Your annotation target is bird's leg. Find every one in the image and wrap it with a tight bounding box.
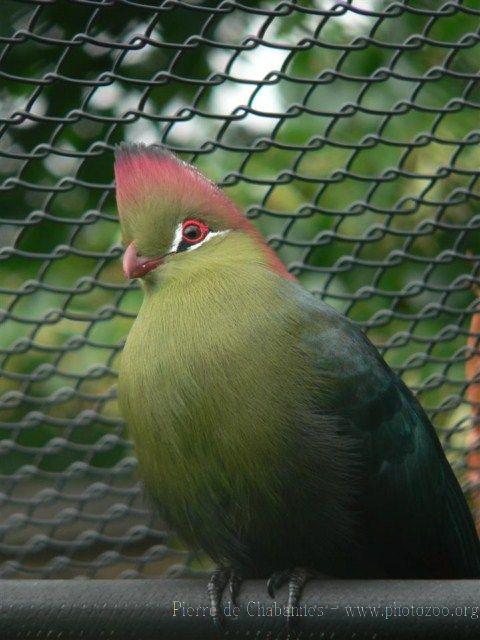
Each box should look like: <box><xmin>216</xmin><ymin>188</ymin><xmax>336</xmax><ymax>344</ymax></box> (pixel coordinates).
<box><xmin>267</xmin><ymin>566</ymin><xmax>314</xmax><ymax>627</ymax></box>
<box><xmin>207</xmin><ymin>566</ymin><xmax>243</xmax><ymax>627</ymax></box>
<box><xmin>286</xmin><ymin>567</ymin><xmax>311</xmax><ymax>625</ymax></box>
<box><xmin>207</xmin><ymin>567</ymin><xmax>229</xmax><ymax>628</ymax></box>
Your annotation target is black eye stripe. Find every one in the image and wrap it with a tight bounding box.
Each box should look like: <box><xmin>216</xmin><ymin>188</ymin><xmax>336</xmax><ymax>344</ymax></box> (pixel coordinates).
<box><xmin>177</xmin><ymin>239</ymin><xmax>193</xmax><ymax>253</ymax></box>
<box><xmin>176</xmin><ymin>235</ymin><xmax>208</xmax><ymax>253</ymax></box>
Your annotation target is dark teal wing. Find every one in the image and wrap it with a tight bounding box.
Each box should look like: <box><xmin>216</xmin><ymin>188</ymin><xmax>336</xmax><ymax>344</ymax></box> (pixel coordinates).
<box><xmin>303</xmin><ymin>294</ymin><xmax>480</xmax><ymax>578</ymax></box>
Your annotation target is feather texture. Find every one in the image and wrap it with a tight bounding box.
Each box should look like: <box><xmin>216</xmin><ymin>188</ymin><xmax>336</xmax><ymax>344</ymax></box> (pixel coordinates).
<box><xmin>119</xmin><ymin>232</ymin><xmax>357</xmax><ymax>572</ymax></box>
<box><xmin>301</xmin><ymin>297</ymin><xmax>480</xmax><ymax>577</ymax></box>
<box><xmin>119</xmin><ymin>232</ymin><xmax>480</xmax><ymax>577</ymax></box>
<box><xmin>116</xmin><ymin>145</ymin><xmax>480</xmax><ymax>578</ymax></box>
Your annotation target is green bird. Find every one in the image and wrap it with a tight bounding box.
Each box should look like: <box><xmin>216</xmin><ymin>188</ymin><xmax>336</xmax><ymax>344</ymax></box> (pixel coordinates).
<box><xmin>115</xmin><ymin>143</ymin><xmax>480</xmax><ymax>625</ymax></box>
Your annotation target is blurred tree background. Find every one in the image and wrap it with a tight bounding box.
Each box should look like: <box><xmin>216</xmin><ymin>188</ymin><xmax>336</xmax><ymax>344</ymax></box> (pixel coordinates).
<box><xmin>0</xmin><ymin>0</ymin><xmax>479</xmax><ymax>578</ymax></box>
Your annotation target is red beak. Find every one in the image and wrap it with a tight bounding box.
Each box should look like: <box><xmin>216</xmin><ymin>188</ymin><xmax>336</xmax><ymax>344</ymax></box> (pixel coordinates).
<box><xmin>122</xmin><ymin>242</ymin><xmax>164</xmax><ymax>279</ymax></box>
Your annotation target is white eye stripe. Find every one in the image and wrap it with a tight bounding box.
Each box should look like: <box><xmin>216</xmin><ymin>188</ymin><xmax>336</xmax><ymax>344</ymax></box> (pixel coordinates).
<box><xmin>170</xmin><ymin>223</ymin><xmax>184</xmax><ymax>253</ymax></box>
<box><xmin>169</xmin><ymin>223</ymin><xmax>229</xmax><ymax>254</ymax></box>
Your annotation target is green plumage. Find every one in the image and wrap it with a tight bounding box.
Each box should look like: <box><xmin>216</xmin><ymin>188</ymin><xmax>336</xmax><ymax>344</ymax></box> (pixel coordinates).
<box><xmin>119</xmin><ymin>232</ymin><xmax>352</xmax><ymax>569</ymax></box>
<box><xmin>116</xmin><ymin>144</ymin><xmax>480</xmax><ymax>579</ymax></box>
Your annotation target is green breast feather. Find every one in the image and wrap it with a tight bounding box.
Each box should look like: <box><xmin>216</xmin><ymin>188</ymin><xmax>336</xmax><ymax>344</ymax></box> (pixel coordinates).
<box><xmin>118</xmin><ymin>233</ymin><xmax>316</xmax><ymax>561</ymax></box>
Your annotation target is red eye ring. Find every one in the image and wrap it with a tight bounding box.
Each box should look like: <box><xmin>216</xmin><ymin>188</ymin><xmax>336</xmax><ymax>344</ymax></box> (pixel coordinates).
<box><xmin>181</xmin><ymin>219</ymin><xmax>209</xmax><ymax>245</ymax></box>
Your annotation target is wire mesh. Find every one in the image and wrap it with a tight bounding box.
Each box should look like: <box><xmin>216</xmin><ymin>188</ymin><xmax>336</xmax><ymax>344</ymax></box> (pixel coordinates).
<box><xmin>0</xmin><ymin>0</ymin><xmax>479</xmax><ymax>580</ymax></box>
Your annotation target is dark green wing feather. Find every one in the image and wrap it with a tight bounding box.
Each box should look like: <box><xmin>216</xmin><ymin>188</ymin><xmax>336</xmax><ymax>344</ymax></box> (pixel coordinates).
<box><xmin>302</xmin><ymin>293</ymin><xmax>480</xmax><ymax>577</ymax></box>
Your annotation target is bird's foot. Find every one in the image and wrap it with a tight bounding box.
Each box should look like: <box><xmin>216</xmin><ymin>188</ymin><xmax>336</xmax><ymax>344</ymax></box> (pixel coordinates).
<box><xmin>207</xmin><ymin>566</ymin><xmax>243</xmax><ymax>628</ymax></box>
<box><xmin>267</xmin><ymin>566</ymin><xmax>314</xmax><ymax>628</ymax></box>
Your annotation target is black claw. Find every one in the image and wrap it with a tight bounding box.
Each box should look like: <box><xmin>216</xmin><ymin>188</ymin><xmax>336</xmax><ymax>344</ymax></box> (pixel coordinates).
<box><xmin>266</xmin><ymin>574</ymin><xmax>276</xmax><ymax>599</ymax></box>
<box><xmin>229</xmin><ymin>572</ymin><xmax>242</xmax><ymax>608</ymax></box>
<box><xmin>267</xmin><ymin>570</ymin><xmax>288</xmax><ymax>599</ymax></box>
<box><xmin>267</xmin><ymin>582</ymin><xmax>274</xmax><ymax>599</ymax></box>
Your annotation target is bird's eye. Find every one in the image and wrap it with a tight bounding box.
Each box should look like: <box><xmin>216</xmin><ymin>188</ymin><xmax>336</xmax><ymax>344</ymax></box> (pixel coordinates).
<box><xmin>181</xmin><ymin>219</ymin><xmax>209</xmax><ymax>245</ymax></box>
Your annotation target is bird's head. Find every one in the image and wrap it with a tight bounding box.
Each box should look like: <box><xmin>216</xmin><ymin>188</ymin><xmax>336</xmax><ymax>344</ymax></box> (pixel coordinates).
<box><xmin>114</xmin><ymin>143</ymin><xmax>294</xmax><ymax>286</ymax></box>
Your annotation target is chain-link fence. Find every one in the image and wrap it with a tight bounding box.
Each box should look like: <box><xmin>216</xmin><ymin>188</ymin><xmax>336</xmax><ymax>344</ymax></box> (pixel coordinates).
<box><xmin>0</xmin><ymin>0</ymin><xmax>479</xmax><ymax>581</ymax></box>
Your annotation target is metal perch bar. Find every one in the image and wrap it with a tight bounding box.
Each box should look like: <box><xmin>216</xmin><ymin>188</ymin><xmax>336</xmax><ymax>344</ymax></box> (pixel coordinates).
<box><xmin>1</xmin><ymin>579</ymin><xmax>480</xmax><ymax>639</ymax></box>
